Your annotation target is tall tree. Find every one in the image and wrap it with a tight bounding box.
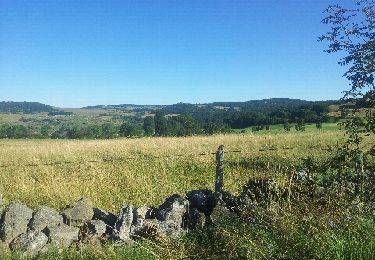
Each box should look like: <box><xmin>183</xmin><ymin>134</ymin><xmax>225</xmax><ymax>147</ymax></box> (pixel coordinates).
<box><xmin>154</xmin><ymin>111</ymin><xmax>168</xmax><ymax>136</ymax></box>
<box><xmin>320</xmin><ymin>0</ymin><xmax>375</xmax><ymax>164</ymax></box>
<box><xmin>143</xmin><ymin>116</ymin><xmax>155</xmax><ymax>136</ymax></box>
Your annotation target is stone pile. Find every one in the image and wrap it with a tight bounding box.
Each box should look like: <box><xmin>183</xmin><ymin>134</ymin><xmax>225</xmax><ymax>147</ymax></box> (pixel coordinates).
<box><xmin>0</xmin><ymin>192</ymin><xmax>214</xmax><ymax>256</ymax></box>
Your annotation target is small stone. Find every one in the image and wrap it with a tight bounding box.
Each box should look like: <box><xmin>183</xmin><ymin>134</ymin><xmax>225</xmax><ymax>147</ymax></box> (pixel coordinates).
<box><xmin>45</xmin><ymin>224</ymin><xmax>79</xmax><ymax>248</ymax></box>
<box><xmin>29</xmin><ymin>206</ymin><xmax>63</xmax><ymax>232</ymax></box>
<box><xmin>114</xmin><ymin>205</ymin><xmax>133</xmax><ymax>241</ymax></box>
<box><xmin>62</xmin><ymin>197</ymin><xmax>93</xmax><ymax>227</ymax></box>
<box><xmin>93</xmin><ymin>208</ymin><xmax>117</xmax><ymax>227</ymax></box>
<box><xmin>0</xmin><ymin>202</ymin><xmax>33</xmax><ymax>243</ymax></box>
<box><xmin>9</xmin><ymin>230</ymin><xmax>48</xmax><ymax>256</ymax></box>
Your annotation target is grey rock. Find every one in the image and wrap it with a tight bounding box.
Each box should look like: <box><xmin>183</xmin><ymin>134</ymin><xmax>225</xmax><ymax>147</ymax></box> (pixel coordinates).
<box><xmin>45</xmin><ymin>224</ymin><xmax>79</xmax><ymax>248</ymax></box>
<box><xmin>133</xmin><ymin>206</ymin><xmax>151</xmax><ymax>227</ymax></box>
<box><xmin>156</xmin><ymin>195</ymin><xmax>189</xmax><ymax>237</ymax></box>
<box><xmin>93</xmin><ymin>207</ymin><xmax>117</xmax><ymax>227</ymax></box>
<box><xmin>0</xmin><ymin>202</ymin><xmax>33</xmax><ymax>243</ymax></box>
<box><xmin>62</xmin><ymin>197</ymin><xmax>93</xmax><ymax>227</ymax></box>
<box><xmin>131</xmin><ymin>206</ymin><xmax>155</xmax><ymax>238</ymax></box>
<box><xmin>186</xmin><ymin>189</ymin><xmax>217</xmax><ymax>225</ymax></box>
<box><xmin>114</xmin><ymin>205</ymin><xmax>133</xmax><ymax>241</ymax></box>
<box><xmin>185</xmin><ymin>208</ymin><xmax>205</xmax><ymax>230</ymax></box>
<box><xmin>132</xmin><ymin>219</ymin><xmax>161</xmax><ymax>238</ymax></box>
<box><xmin>29</xmin><ymin>206</ymin><xmax>63</xmax><ymax>232</ymax></box>
<box><xmin>9</xmin><ymin>230</ymin><xmax>48</xmax><ymax>256</ymax></box>
<box><xmin>83</xmin><ymin>220</ymin><xmax>107</xmax><ymax>237</ymax></box>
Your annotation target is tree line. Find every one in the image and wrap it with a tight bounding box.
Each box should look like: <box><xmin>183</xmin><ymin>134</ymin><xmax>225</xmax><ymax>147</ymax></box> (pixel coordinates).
<box><xmin>0</xmin><ymin>99</ymin><xmax>340</xmax><ymax>139</ymax></box>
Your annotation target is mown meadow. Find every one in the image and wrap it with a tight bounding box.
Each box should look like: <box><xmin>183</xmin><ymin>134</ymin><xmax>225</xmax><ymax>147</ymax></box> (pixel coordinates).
<box><xmin>1</xmin><ymin>128</ymin><xmax>375</xmax><ymax>259</ymax></box>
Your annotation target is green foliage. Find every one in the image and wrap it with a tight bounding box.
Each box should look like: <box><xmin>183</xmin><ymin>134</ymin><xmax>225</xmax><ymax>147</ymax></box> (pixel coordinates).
<box><xmin>100</xmin><ymin>123</ymin><xmax>118</xmax><ymax>139</ymax></box>
<box><xmin>283</xmin><ymin>121</ymin><xmax>291</xmax><ymax>132</ymax></box>
<box><xmin>316</xmin><ymin>121</ymin><xmax>322</xmax><ymax>130</ymax></box>
<box><xmin>143</xmin><ymin>116</ymin><xmax>155</xmax><ymax>136</ymax></box>
<box><xmin>154</xmin><ymin>111</ymin><xmax>168</xmax><ymax>137</ymax></box>
<box><xmin>203</xmin><ymin>121</ymin><xmax>230</xmax><ymax>135</ymax></box>
<box><xmin>0</xmin><ymin>124</ymin><xmax>29</xmax><ymax>139</ymax></box>
<box><xmin>320</xmin><ymin>0</ymin><xmax>375</xmax><ymax>166</ymax></box>
<box><xmin>295</xmin><ymin>120</ymin><xmax>305</xmax><ymax>132</ymax></box>
<box><xmin>119</xmin><ymin>122</ymin><xmax>139</xmax><ymax>137</ymax></box>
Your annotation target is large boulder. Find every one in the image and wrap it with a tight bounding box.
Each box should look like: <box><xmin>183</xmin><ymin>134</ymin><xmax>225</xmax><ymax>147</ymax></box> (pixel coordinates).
<box><xmin>62</xmin><ymin>197</ymin><xmax>93</xmax><ymax>227</ymax></box>
<box><xmin>29</xmin><ymin>206</ymin><xmax>63</xmax><ymax>232</ymax></box>
<box><xmin>186</xmin><ymin>189</ymin><xmax>217</xmax><ymax>225</ymax></box>
<box><xmin>45</xmin><ymin>224</ymin><xmax>79</xmax><ymax>248</ymax></box>
<box><xmin>0</xmin><ymin>202</ymin><xmax>33</xmax><ymax>243</ymax></box>
<box><xmin>9</xmin><ymin>230</ymin><xmax>48</xmax><ymax>256</ymax></box>
<box><xmin>156</xmin><ymin>195</ymin><xmax>189</xmax><ymax>237</ymax></box>
<box><xmin>114</xmin><ymin>205</ymin><xmax>133</xmax><ymax>241</ymax></box>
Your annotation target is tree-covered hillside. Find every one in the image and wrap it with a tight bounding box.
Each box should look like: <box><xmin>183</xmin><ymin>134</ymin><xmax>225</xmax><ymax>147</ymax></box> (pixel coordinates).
<box><xmin>0</xmin><ymin>101</ymin><xmax>54</xmax><ymax>114</ymax></box>
<box><xmin>0</xmin><ymin>98</ymin><xmax>342</xmax><ymax>139</ymax></box>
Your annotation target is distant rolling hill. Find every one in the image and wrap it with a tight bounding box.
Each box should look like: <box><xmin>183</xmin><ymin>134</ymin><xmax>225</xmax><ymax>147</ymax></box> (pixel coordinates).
<box><xmin>0</xmin><ymin>98</ymin><xmax>340</xmax><ymax>114</ymax></box>
<box><xmin>82</xmin><ymin>98</ymin><xmax>339</xmax><ymax>112</ymax></box>
<box><xmin>0</xmin><ymin>101</ymin><xmax>55</xmax><ymax>114</ymax></box>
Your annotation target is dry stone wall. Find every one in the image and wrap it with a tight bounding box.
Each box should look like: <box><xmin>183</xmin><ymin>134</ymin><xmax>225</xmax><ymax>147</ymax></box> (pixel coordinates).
<box><xmin>0</xmin><ymin>191</ymin><xmax>216</xmax><ymax>256</ymax></box>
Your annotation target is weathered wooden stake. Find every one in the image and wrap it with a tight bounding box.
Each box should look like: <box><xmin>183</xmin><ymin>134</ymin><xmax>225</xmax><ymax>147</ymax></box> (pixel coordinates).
<box><xmin>215</xmin><ymin>145</ymin><xmax>225</xmax><ymax>199</ymax></box>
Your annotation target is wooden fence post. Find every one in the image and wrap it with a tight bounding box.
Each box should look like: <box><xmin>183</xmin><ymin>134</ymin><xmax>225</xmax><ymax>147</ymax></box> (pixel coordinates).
<box><xmin>215</xmin><ymin>145</ymin><xmax>225</xmax><ymax>200</ymax></box>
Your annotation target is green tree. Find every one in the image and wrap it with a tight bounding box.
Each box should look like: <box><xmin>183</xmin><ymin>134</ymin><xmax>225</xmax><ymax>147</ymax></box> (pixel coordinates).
<box><xmin>167</xmin><ymin>118</ymin><xmax>186</xmax><ymax>137</ymax></box>
<box><xmin>67</xmin><ymin>125</ymin><xmax>81</xmax><ymax>139</ymax></box>
<box><xmin>101</xmin><ymin>123</ymin><xmax>117</xmax><ymax>139</ymax></box>
<box><xmin>120</xmin><ymin>122</ymin><xmax>137</xmax><ymax>137</ymax></box>
<box><xmin>320</xmin><ymin>0</ymin><xmax>375</xmax><ymax>158</ymax></box>
<box><xmin>0</xmin><ymin>124</ymin><xmax>9</xmax><ymax>138</ymax></box>
<box><xmin>143</xmin><ymin>116</ymin><xmax>155</xmax><ymax>136</ymax></box>
<box><xmin>316</xmin><ymin>121</ymin><xmax>322</xmax><ymax>130</ymax></box>
<box><xmin>154</xmin><ymin>111</ymin><xmax>168</xmax><ymax>136</ymax></box>
<box><xmin>40</xmin><ymin>125</ymin><xmax>51</xmax><ymax>138</ymax></box>
<box><xmin>295</xmin><ymin>120</ymin><xmax>305</xmax><ymax>132</ymax></box>
<box><xmin>283</xmin><ymin>121</ymin><xmax>291</xmax><ymax>132</ymax></box>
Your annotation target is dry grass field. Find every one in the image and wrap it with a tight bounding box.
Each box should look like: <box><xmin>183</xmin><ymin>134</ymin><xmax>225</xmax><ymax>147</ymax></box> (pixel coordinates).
<box><xmin>2</xmin><ymin>131</ymin><xmax>375</xmax><ymax>259</ymax></box>
<box><xmin>0</xmin><ymin>132</ymin><xmax>344</xmax><ymax>212</ymax></box>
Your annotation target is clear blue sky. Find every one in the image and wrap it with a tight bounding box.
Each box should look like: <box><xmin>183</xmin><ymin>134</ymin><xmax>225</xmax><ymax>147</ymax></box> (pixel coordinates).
<box><xmin>0</xmin><ymin>0</ymin><xmax>355</xmax><ymax>108</ymax></box>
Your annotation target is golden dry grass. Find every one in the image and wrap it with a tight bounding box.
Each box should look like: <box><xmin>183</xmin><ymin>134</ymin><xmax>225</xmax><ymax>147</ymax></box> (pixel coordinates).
<box><xmin>0</xmin><ymin>132</ymin><xmax>344</xmax><ymax>212</ymax></box>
